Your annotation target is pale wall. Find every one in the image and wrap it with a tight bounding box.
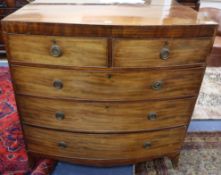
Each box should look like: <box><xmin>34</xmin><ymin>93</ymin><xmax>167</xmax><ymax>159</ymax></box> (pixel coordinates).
<box><xmin>200</xmin><ymin>0</ymin><xmax>221</xmax><ymax>9</ymax></box>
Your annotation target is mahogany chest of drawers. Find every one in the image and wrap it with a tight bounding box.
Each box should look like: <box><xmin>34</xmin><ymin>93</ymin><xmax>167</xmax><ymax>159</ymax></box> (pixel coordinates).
<box><xmin>2</xmin><ymin>0</ymin><xmax>217</xmax><ymax>167</ymax></box>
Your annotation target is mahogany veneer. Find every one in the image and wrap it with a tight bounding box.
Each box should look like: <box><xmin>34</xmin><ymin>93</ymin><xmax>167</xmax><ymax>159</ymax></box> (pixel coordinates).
<box><xmin>2</xmin><ymin>0</ymin><xmax>217</xmax><ymax>167</ymax></box>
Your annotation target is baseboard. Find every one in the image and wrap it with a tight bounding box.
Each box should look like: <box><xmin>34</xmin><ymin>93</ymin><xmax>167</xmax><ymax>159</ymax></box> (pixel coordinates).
<box><xmin>188</xmin><ymin>120</ymin><xmax>221</xmax><ymax>132</ymax></box>
<box><xmin>0</xmin><ymin>60</ymin><xmax>8</xmax><ymax>67</ymax></box>
<box><xmin>51</xmin><ymin>162</ymin><xmax>134</xmax><ymax>175</ymax></box>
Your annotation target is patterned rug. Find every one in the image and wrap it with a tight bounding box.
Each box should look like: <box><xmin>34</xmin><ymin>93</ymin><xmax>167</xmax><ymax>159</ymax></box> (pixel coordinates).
<box><xmin>192</xmin><ymin>67</ymin><xmax>221</xmax><ymax>120</ymax></box>
<box><xmin>135</xmin><ymin>132</ymin><xmax>221</xmax><ymax>175</ymax></box>
<box><xmin>0</xmin><ymin>67</ymin><xmax>56</xmax><ymax>175</ymax></box>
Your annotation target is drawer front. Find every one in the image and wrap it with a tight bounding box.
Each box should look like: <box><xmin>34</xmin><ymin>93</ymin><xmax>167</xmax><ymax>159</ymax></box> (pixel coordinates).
<box><xmin>18</xmin><ymin>96</ymin><xmax>195</xmax><ymax>133</ymax></box>
<box><xmin>23</xmin><ymin>125</ymin><xmax>185</xmax><ymax>160</ymax></box>
<box><xmin>113</xmin><ymin>38</ymin><xmax>212</xmax><ymax>67</ymax></box>
<box><xmin>8</xmin><ymin>34</ymin><xmax>108</xmax><ymax>67</ymax></box>
<box><xmin>11</xmin><ymin>65</ymin><xmax>204</xmax><ymax>101</ymax></box>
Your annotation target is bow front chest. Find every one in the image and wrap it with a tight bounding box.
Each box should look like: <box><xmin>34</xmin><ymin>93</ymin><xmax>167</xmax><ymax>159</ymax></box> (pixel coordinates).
<box><xmin>2</xmin><ymin>0</ymin><xmax>217</xmax><ymax>167</ymax></box>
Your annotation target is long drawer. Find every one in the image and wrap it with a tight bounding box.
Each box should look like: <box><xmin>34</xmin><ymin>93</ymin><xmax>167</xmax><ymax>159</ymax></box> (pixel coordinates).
<box><xmin>24</xmin><ymin>125</ymin><xmax>185</xmax><ymax>162</ymax></box>
<box><xmin>18</xmin><ymin>95</ymin><xmax>195</xmax><ymax>133</ymax></box>
<box><xmin>7</xmin><ymin>34</ymin><xmax>108</xmax><ymax>67</ymax></box>
<box><xmin>113</xmin><ymin>38</ymin><xmax>212</xmax><ymax>67</ymax></box>
<box><xmin>11</xmin><ymin>65</ymin><xmax>204</xmax><ymax>101</ymax></box>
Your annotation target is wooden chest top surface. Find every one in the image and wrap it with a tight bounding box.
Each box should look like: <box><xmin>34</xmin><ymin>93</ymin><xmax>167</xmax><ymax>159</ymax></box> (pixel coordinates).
<box><xmin>2</xmin><ymin>2</ymin><xmax>216</xmax><ymax>26</ymax></box>
<box><xmin>2</xmin><ymin>0</ymin><xmax>217</xmax><ymax>38</ymax></box>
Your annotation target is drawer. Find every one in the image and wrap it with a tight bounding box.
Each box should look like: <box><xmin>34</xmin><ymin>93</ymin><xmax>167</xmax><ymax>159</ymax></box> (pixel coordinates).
<box><xmin>7</xmin><ymin>34</ymin><xmax>108</xmax><ymax>67</ymax></box>
<box><xmin>23</xmin><ymin>125</ymin><xmax>185</xmax><ymax>163</ymax></box>
<box><xmin>11</xmin><ymin>65</ymin><xmax>204</xmax><ymax>101</ymax></box>
<box><xmin>18</xmin><ymin>95</ymin><xmax>195</xmax><ymax>133</ymax></box>
<box><xmin>113</xmin><ymin>38</ymin><xmax>212</xmax><ymax>67</ymax></box>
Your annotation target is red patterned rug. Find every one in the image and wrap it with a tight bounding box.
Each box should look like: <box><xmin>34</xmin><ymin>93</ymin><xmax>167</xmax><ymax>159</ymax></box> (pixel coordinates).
<box><xmin>0</xmin><ymin>67</ymin><xmax>56</xmax><ymax>175</ymax></box>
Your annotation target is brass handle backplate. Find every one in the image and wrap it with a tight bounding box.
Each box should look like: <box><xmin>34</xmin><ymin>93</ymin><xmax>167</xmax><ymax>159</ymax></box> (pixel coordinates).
<box><xmin>143</xmin><ymin>142</ymin><xmax>152</xmax><ymax>149</ymax></box>
<box><xmin>148</xmin><ymin>112</ymin><xmax>157</xmax><ymax>121</ymax></box>
<box><xmin>160</xmin><ymin>42</ymin><xmax>170</xmax><ymax>60</ymax></box>
<box><xmin>53</xmin><ymin>80</ymin><xmax>63</xmax><ymax>89</ymax></box>
<box><xmin>55</xmin><ymin>112</ymin><xmax>65</xmax><ymax>120</ymax></box>
<box><xmin>151</xmin><ymin>81</ymin><xmax>163</xmax><ymax>90</ymax></box>
<box><xmin>58</xmin><ymin>141</ymin><xmax>67</xmax><ymax>149</ymax></box>
<box><xmin>50</xmin><ymin>42</ymin><xmax>62</xmax><ymax>57</ymax></box>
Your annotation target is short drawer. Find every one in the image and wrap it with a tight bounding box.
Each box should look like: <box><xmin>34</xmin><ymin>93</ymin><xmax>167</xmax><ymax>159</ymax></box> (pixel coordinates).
<box><xmin>24</xmin><ymin>125</ymin><xmax>185</xmax><ymax>163</ymax></box>
<box><xmin>11</xmin><ymin>65</ymin><xmax>204</xmax><ymax>101</ymax></box>
<box><xmin>18</xmin><ymin>96</ymin><xmax>195</xmax><ymax>133</ymax></box>
<box><xmin>7</xmin><ymin>34</ymin><xmax>108</xmax><ymax>67</ymax></box>
<box><xmin>113</xmin><ymin>38</ymin><xmax>212</xmax><ymax>67</ymax></box>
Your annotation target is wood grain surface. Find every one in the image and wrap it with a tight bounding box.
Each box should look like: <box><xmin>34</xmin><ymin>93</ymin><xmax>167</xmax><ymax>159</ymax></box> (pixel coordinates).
<box><xmin>2</xmin><ymin>22</ymin><xmax>217</xmax><ymax>38</ymax></box>
<box><xmin>1</xmin><ymin>3</ymin><xmax>217</xmax><ymax>38</ymax></box>
<box><xmin>8</xmin><ymin>34</ymin><xmax>108</xmax><ymax>67</ymax></box>
<box><xmin>31</xmin><ymin>0</ymin><xmax>178</xmax><ymax>5</ymax></box>
<box><xmin>17</xmin><ymin>95</ymin><xmax>196</xmax><ymax>133</ymax></box>
<box><xmin>11</xmin><ymin>65</ymin><xmax>205</xmax><ymax>101</ymax></box>
<box><xmin>113</xmin><ymin>38</ymin><xmax>212</xmax><ymax>67</ymax></box>
<box><xmin>2</xmin><ymin>4</ymin><xmax>216</xmax><ymax>26</ymax></box>
<box><xmin>23</xmin><ymin>125</ymin><xmax>185</xmax><ymax>165</ymax></box>
<box><xmin>27</xmin><ymin>150</ymin><xmax>181</xmax><ymax>167</ymax></box>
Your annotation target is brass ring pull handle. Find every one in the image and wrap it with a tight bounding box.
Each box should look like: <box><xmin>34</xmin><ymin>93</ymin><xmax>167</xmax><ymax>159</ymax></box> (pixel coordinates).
<box><xmin>55</xmin><ymin>112</ymin><xmax>65</xmax><ymax>120</ymax></box>
<box><xmin>151</xmin><ymin>81</ymin><xmax>163</xmax><ymax>90</ymax></box>
<box><xmin>148</xmin><ymin>112</ymin><xmax>157</xmax><ymax>121</ymax></box>
<box><xmin>160</xmin><ymin>45</ymin><xmax>170</xmax><ymax>60</ymax></box>
<box><xmin>143</xmin><ymin>142</ymin><xmax>152</xmax><ymax>149</ymax></box>
<box><xmin>58</xmin><ymin>141</ymin><xmax>67</xmax><ymax>149</ymax></box>
<box><xmin>50</xmin><ymin>43</ymin><xmax>62</xmax><ymax>57</ymax></box>
<box><xmin>53</xmin><ymin>80</ymin><xmax>63</xmax><ymax>89</ymax></box>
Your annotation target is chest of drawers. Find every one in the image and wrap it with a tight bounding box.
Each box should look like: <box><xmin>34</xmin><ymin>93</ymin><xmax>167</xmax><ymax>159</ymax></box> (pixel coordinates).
<box><xmin>2</xmin><ymin>1</ymin><xmax>217</xmax><ymax>167</ymax></box>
